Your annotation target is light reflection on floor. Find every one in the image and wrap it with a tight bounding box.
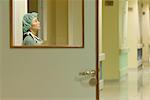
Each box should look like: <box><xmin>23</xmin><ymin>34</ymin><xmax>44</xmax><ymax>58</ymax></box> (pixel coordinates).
<box><xmin>100</xmin><ymin>67</ymin><xmax>150</xmax><ymax>100</ymax></box>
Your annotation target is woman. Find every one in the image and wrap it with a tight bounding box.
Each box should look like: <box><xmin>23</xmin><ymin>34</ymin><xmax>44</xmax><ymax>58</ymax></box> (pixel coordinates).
<box><xmin>22</xmin><ymin>12</ymin><xmax>43</xmax><ymax>46</ymax></box>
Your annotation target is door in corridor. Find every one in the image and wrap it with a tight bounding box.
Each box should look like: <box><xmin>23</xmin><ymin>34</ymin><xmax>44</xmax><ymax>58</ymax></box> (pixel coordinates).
<box><xmin>0</xmin><ymin>0</ymin><xmax>99</xmax><ymax>100</ymax></box>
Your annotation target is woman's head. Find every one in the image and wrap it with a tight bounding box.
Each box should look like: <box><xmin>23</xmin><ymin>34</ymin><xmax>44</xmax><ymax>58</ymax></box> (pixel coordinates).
<box><xmin>22</xmin><ymin>12</ymin><xmax>40</xmax><ymax>33</ymax></box>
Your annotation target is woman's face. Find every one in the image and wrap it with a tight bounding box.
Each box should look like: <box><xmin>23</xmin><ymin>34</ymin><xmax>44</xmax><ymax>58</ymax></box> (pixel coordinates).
<box><xmin>30</xmin><ymin>17</ymin><xmax>40</xmax><ymax>31</ymax></box>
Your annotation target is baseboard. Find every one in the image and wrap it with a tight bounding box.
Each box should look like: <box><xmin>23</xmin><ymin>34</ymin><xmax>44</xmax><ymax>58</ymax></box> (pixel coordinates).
<box><xmin>99</xmin><ymin>53</ymin><xmax>105</xmax><ymax>61</ymax></box>
<box><xmin>128</xmin><ymin>66</ymin><xmax>139</xmax><ymax>70</ymax></box>
<box><xmin>119</xmin><ymin>47</ymin><xmax>130</xmax><ymax>53</ymax></box>
<box><xmin>120</xmin><ymin>67</ymin><xmax>128</xmax><ymax>81</ymax></box>
<box><xmin>99</xmin><ymin>79</ymin><xmax>104</xmax><ymax>90</ymax></box>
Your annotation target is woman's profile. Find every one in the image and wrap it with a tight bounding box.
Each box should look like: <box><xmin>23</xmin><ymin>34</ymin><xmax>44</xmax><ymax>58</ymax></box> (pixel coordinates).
<box><xmin>22</xmin><ymin>12</ymin><xmax>43</xmax><ymax>46</ymax></box>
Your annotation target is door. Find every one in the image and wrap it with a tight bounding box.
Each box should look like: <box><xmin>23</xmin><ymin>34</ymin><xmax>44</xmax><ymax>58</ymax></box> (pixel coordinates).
<box><xmin>0</xmin><ymin>0</ymin><xmax>98</xmax><ymax>100</ymax></box>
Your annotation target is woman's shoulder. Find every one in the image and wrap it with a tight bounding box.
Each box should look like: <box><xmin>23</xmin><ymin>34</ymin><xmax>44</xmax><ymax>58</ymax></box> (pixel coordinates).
<box><xmin>23</xmin><ymin>35</ymin><xmax>36</xmax><ymax>45</ymax></box>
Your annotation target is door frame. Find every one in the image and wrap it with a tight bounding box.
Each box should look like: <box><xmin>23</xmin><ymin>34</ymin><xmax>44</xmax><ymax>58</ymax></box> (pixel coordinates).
<box><xmin>96</xmin><ymin>0</ymin><xmax>99</xmax><ymax>100</ymax></box>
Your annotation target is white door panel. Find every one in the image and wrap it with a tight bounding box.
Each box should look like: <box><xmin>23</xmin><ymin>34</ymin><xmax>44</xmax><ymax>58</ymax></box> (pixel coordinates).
<box><xmin>0</xmin><ymin>0</ymin><xmax>97</xmax><ymax>100</ymax></box>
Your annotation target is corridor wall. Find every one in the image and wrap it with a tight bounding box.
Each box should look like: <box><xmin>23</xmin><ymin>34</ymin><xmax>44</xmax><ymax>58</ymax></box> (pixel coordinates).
<box><xmin>13</xmin><ymin>0</ymin><xmax>27</xmax><ymax>46</ymax></box>
<box><xmin>119</xmin><ymin>0</ymin><xmax>128</xmax><ymax>79</ymax></box>
<box><xmin>102</xmin><ymin>0</ymin><xmax>120</xmax><ymax>80</ymax></box>
<box><xmin>99</xmin><ymin>0</ymin><xmax>102</xmax><ymax>53</ymax></box>
<box><xmin>99</xmin><ymin>0</ymin><xmax>105</xmax><ymax>89</ymax></box>
<box><xmin>102</xmin><ymin>0</ymin><xmax>128</xmax><ymax>80</ymax></box>
<box><xmin>141</xmin><ymin>2</ymin><xmax>150</xmax><ymax>64</ymax></box>
<box><xmin>127</xmin><ymin>0</ymin><xmax>140</xmax><ymax>69</ymax></box>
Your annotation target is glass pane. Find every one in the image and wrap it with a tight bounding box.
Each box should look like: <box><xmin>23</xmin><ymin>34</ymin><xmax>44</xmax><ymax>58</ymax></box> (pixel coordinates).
<box><xmin>10</xmin><ymin>0</ymin><xmax>84</xmax><ymax>48</ymax></box>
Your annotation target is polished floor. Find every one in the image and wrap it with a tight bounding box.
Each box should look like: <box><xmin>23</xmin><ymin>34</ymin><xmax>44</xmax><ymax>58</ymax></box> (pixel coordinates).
<box><xmin>100</xmin><ymin>66</ymin><xmax>150</xmax><ymax>100</ymax></box>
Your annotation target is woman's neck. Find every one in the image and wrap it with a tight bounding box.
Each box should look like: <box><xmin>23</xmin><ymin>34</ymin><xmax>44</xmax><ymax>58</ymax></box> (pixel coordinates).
<box><xmin>30</xmin><ymin>29</ymin><xmax>38</xmax><ymax>36</ymax></box>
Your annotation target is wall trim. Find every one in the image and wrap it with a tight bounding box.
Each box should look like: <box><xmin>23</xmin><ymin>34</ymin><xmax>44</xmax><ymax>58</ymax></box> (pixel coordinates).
<box><xmin>120</xmin><ymin>67</ymin><xmax>128</xmax><ymax>81</ymax></box>
<box><xmin>119</xmin><ymin>47</ymin><xmax>130</xmax><ymax>53</ymax></box>
<box><xmin>137</xmin><ymin>43</ymin><xmax>144</xmax><ymax>49</ymax></box>
<box><xmin>99</xmin><ymin>80</ymin><xmax>104</xmax><ymax>90</ymax></box>
<box><xmin>99</xmin><ymin>53</ymin><xmax>105</xmax><ymax>61</ymax></box>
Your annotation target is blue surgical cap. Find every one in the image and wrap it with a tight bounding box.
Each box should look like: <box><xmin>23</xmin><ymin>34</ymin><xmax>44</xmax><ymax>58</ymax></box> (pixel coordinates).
<box><xmin>22</xmin><ymin>12</ymin><xmax>38</xmax><ymax>33</ymax></box>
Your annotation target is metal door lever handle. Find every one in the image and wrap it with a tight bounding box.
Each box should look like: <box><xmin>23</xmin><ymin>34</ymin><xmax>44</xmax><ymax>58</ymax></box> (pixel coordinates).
<box><xmin>79</xmin><ymin>70</ymin><xmax>96</xmax><ymax>76</ymax></box>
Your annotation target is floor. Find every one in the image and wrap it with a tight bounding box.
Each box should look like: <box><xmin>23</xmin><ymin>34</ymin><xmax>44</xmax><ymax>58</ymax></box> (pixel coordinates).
<box><xmin>100</xmin><ymin>66</ymin><xmax>150</xmax><ymax>100</ymax></box>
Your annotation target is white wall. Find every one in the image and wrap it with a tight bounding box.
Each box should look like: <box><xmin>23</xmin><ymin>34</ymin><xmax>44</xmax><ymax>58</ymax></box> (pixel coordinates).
<box><xmin>138</xmin><ymin>1</ymin><xmax>143</xmax><ymax>44</ymax></box>
<box><xmin>68</xmin><ymin>0</ymin><xmax>82</xmax><ymax>46</ymax></box>
<box><xmin>55</xmin><ymin>0</ymin><xmax>68</xmax><ymax>45</ymax></box>
<box><xmin>13</xmin><ymin>0</ymin><xmax>27</xmax><ymax>46</ymax></box>
<box><xmin>102</xmin><ymin>0</ymin><xmax>120</xmax><ymax>80</ymax></box>
<box><xmin>42</xmin><ymin>0</ymin><xmax>48</xmax><ymax>41</ymax></box>
<box><xmin>99</xmin><ymin>0</ymin><xmax>102</xmax><ymax>53</ymax></box>
<box><xmin>119</xmin><ymin>0</ymin><xmax>128</xmax><ymax>49</ymax></box>
<box><xmin>141</xmin><ymin>3</ymin><xmax>150</xmax><ymax>63</ymax></box>
<box><xmin>127</xmin><ymin>0</ymin><xmax>139</xmax><ymax>68</ymax></box>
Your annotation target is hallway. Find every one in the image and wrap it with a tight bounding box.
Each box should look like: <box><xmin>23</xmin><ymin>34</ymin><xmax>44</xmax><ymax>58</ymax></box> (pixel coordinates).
<box><xmin>99</xmin><ymin>0</ymin><xmax>150</xmax><ymax>99</ymax></box>
<box><xmin>101</xmin><ymin>66</ymin><xmax>150</xmax><ymax>100</ymax></box>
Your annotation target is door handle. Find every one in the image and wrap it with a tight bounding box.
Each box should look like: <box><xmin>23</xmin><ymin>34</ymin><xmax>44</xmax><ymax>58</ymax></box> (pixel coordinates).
<box><xmin>79</xmin><ymin>69</ymin><xmax>96</xmax><ymax>77</ymax></box>
<box><xmin>78</xmin><ymin>69</ymin><xmax>97</xmax><ymax>87</ymax></box>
